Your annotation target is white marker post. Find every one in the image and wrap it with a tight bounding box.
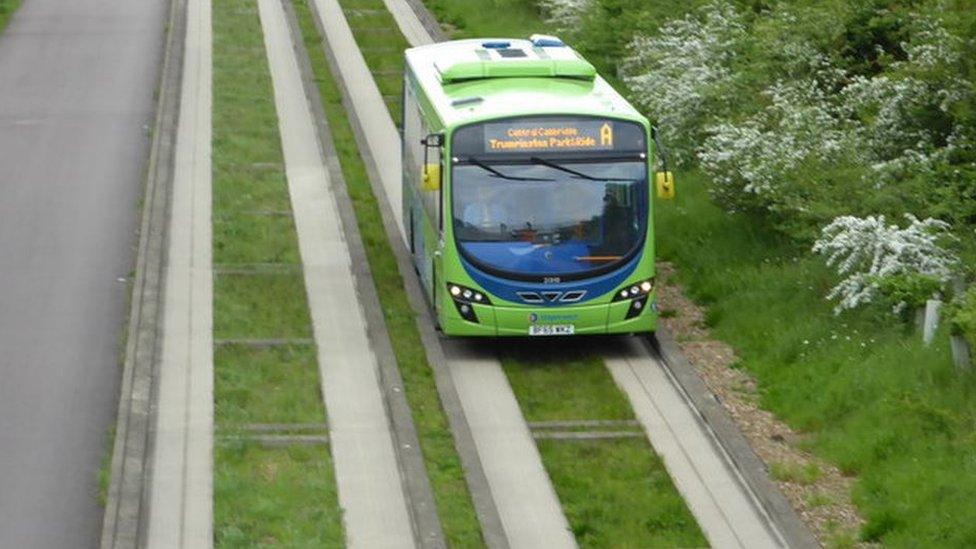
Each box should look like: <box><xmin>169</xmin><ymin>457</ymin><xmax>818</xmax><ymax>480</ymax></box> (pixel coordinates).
<box><xmin>923</xmin><ymin>299</ymin><xmax>942</xmax><ymax>346</ymax></box>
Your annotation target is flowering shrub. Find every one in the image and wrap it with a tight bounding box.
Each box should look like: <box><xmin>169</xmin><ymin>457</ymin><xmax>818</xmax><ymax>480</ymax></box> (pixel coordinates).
<box><xmin>543</xmin><ymin>0</ymin><xmax>976</xmax><ymax>309</ymax></box>
<box><xmin>620</xmin><ymin>1</ymin><xmax>745</xmax><ymax>164</ymax></box>
<box><xmin>537</xmin><ymin>0</ymin><xmax>590</xmax><ymax>32</ymax></box>
<box><xmin>699</xmin><ymin>72</ymin><xmax>859</xmax><ymax>214</ymax></box>
<box><xmin>812</xmin><ymin>214</ymin><xmax>958</xmax><ymax>313</ymax></box>
<box><xmin>842</xmin><ymin>18</ymin><xmax>971</xmax><ymax>182</ymax></box>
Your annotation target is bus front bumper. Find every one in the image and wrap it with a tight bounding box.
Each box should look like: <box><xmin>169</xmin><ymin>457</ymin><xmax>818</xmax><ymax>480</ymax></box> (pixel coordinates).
<box><xmin>441</xmin><ymin>296</ymin><xmax>656</xmax><ymax>337</ymax></box>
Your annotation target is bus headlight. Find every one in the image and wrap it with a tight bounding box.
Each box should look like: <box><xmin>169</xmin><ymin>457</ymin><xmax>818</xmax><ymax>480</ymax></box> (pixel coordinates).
<box><xmin>446</xmin><ymin>283</ymin><xmax>491</xmax><ymax>305</ymax></box>
<box><xmin>612</xmin><ymin>278</ymin><xmax>654</xmax><ymax>319</ymax></box>
<box><xmin>612</xmin><ymin>278</ymin><xmax>655</xmax><ymax>302</ymax></box>
<box><xmin>447</xmin><ymin>282</ymin><xmax>491</xmax><ymax>323</ymax></box>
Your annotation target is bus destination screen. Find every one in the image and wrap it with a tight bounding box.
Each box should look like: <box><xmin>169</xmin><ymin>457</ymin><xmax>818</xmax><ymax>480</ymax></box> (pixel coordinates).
<box><xmin>459</xmin><ymin>117</ymin><xmax>645</xmax><ymax>156</ymax></box>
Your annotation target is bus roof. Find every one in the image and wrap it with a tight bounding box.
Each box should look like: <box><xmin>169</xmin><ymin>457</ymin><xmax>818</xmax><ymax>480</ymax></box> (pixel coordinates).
<box><xmin>404</xmin><ymin>38</ymin><xmax>645</xmax><ymax>129</ymax></box>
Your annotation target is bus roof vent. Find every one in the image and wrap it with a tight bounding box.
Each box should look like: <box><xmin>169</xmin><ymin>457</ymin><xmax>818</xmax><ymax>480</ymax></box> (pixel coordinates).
<box><xmin>530</xmin><ymin>34</ymin><xmax>565</xmax><ymax>48</ymax></box>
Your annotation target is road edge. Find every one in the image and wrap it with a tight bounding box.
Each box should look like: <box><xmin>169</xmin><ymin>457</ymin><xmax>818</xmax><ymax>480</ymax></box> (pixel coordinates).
<box><xmin>99</xmin><ymin>0</ymin><xmax>186</xmax><ymax>546</ymax></box>
<box><xmin>648</xmin><ymin>329</ymin><xmax>821</xmax><ymax>549</ymax></box>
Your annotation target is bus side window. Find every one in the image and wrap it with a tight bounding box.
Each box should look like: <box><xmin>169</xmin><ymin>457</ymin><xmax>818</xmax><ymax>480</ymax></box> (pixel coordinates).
<box><xmin>403</xmin><ymin>78</ymin><xmax>423</xmax><ymax>192</ymax></box>
<box><xmin>404</xmin><ymin>75</ymin><xmax>442</xmax><ymax>235</ymax></box>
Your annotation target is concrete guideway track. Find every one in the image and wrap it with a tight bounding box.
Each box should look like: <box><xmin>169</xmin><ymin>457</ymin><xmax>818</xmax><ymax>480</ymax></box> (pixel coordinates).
<box><xmin>258</xmin><ymin>0</ymin><xmax>416</xmax><ymax>545</ymax></box>
<box><xmin>606</xmin><ymin>338</ymin><xmax>784</xmax><ymax>548</ymax></box>
<box><xmin>145</xmin><ymin>0</ymin><xmax>214</xmax><ymax>544</ymax></box>
<box><xmin>0</xmin><ymin>0</ymin><xmax>166</xmax><ymax>546</ymax></box>
<box><xmin>311</xmin><ymin>0</ymin><xmax>575</xmax><ymax>546</ymax></box>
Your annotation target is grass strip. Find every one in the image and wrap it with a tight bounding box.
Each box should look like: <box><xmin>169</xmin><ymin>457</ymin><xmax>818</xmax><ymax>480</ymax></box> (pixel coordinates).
<box><xmin>421</xmin><ymin>0</ymin><xmax>542</xmax><ymax>39</ymax></box>
<box><xmin>212</xmin><ymin>0</ymin><xmax>342</xmax><ymax>544</ymax></box>
<box><xmin>215</xmin><ymin>344</ymin><xmax>324</xmax><ymax>425</ymax></box>
<box><xmin>539</xmin><ymin>439</ymin><xmax>705</xmax><ymax>547</ymax></box>
<box><xmin>214</xmin><ymin>444</ymin><xmax>343</xmax><ymax>547</ymax></box>
<box><xmin>501</xmin><ymin>344</ymin><xmax>707</xmax><ymax>547</ymax></box>
<box><xmin>0</xmin><ymin>0</ymin><xmax>21</xmax><ymax>36</ymax></box>
<box><xmin>293</xmin><ymin>1</ymin><xmax>484</xmax><ymax>545</ymax></box>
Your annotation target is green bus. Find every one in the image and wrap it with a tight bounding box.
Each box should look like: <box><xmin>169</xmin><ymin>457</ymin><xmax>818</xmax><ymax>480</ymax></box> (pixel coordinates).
<box><xmin>402</xmin><ymin>35</ymin><xmax>674</xmax><ymax>337</ymax></box>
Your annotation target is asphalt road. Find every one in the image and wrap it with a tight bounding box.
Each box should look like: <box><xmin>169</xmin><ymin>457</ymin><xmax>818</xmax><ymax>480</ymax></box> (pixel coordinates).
<box><xmin>0</xmin><ymin>0</ymin><xmax>165</xmax><ymax>546</ymax></box>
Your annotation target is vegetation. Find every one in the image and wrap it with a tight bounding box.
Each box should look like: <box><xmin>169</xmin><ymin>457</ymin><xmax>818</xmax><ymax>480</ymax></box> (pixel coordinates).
<box><xmin>294</xmin><ymin>0</ymin><xmax>484</xmax><ymax>544</ymax></box>
<box><xmin>214</xmin><ymin>444</ymin><xmax>343</xmax><ymax>547</ymax></box>
<box><xmin>811</xmin><ymin>214</ymin><xmax>957</xmax><ymax>313</ymax></box>
<box><xmin>948</xmin><ymin>286</ymin><xmax>976</xmax><ymax>348</ymax></box>
<box><xmin>423</xmin><ymin>0</ymin><xmax>543</xmax><ymax>38</ymax></box>
<box><xmin>0</xmin><ymin>0</ymin><xmax>21</xmax><ymax>35</ymax></box>
<box><xmin>656</xmin><ymin>173</ymin><xmax>976</xmax><ymax>546</ymax></box>
<box><xmin>546</xmin><ymin>0</ymin><xmax>975</xmax><ymax>299</ymax></box>
<box><xmin>524</xmin><ymin>1</ymin><xmax>976</xmax><ymax>544</ymax></box>
<box><xmin>212</xmin><ymin>0</ymin><xmax>342</xmax><ymax>543</ymax></box>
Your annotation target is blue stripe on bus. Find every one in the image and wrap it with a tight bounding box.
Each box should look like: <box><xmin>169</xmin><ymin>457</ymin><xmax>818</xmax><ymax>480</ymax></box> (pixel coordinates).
<box><xmin>459</xmin><ymin>252</ymin><xmax>641</xmax><ymax>306</ymax></box>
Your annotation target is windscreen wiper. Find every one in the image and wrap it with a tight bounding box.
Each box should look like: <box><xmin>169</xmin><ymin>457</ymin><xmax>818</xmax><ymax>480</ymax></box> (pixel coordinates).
<box><xmin>529</xmin><ymin>156</ymin><xmax>636</xmax><ymax>182</ymax></box>
<box><xmin>467</xmin><ymin>157</ymin><xmax>553</xmax><ymax>181</ymax></box>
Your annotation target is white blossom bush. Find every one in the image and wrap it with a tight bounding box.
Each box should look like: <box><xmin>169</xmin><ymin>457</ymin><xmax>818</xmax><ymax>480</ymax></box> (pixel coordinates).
<box><xmin>812</xmin><ymin>214</ymin><xmax>958</xmax><ymax>313</ymax></box>
<box><xmin>620</xmin><ymin>1</ymin><xmax>745</xmax><ymax>164</ymax></box>
<box><xmin>698</xmin><ymin>61</ymin><xmax>859</xmax><ymax>213</ymax></box>
<box><xmin>537</xmin><ymin>0</ymin><xmax>591</xmax><ymax>32</ymax></box>
<box><xmin>841</xmin><ymin>16</ymin><xmax>973</xmax><ymax>187</ymax></box>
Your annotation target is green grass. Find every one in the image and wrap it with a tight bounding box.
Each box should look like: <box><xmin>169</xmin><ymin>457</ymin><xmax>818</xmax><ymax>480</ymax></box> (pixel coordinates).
<box><xmin>770</xmin><ymin>461</ymin><xmax>822</xmax><ymax>487</ymax></box>
<box><xmin>214</xmin><ymin>444</ymin><xmax>343</xmax><ymax>547</ymax></box>
<box><xmin>213</xmin><ymin>274</ymin><xmax>312</xmax><ymax>339</ymax></box>
<box><xmin>213</xmin><ymin>214</ymin><xmax>301</xmax><ymax>264</ymax></box>
<box><xmin>657</xmin><ymin>172</ymin><xmax>976</xmax><ymax>546</ymax></box>
<box><xmin>422</xmin><ymin>0</ymin><xmax>543</xmax><ymax>38</ymax></box>
<box><xmin>294</xmin><ymin>0</ymin><xmax>484</xmax><ymax>545</ymax></box>
<box><xmin>214</xmin><ymin>344</ymin><xmax>324</xmax><ymax>425</ymax></box>
<box><xmin>212</xmin><ymin>0</ymin><xmax>342</xmax><ymax>544</ymax></box>
<box><xmin>500</xmin><ymin>342</ymin><xmax>707</xmax><ymax>547</ymax></box>
<box><xmin>539</xmin><ymin>439</ymin><xmax>706</xmax><ymax>548</ymax></box>
<box><xmin>97</xmin><ymin>426</ymin><xmax>115</xmax><ymax>506</ymax></box>
<box><xmin>0</xmin><ymin>0</ymin><xmax>21</xmax><ymax>36</ymax></box>
<box><xmin>500</xmin><ymin>350</ymin><xmax>635</xmax><ymax>421</ymax></box>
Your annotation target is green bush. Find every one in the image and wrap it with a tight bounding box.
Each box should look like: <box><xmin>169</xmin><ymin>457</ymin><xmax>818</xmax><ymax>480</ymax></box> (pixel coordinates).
<box><xmin>948</xmin><ymin>286</ymin><xmax>976</xmax><ymax>347</ymax></box>
<box><xmin>875</xmin><ymin>273</ymin><xmax>943</xmax><ymax>316</ymax></box>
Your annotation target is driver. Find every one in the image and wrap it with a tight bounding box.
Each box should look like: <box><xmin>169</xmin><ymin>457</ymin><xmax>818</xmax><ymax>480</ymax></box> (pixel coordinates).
<box><xmin>462</xmin><ymin>185</ymin><xmax>508</xmax><ymax>232</ymax></box>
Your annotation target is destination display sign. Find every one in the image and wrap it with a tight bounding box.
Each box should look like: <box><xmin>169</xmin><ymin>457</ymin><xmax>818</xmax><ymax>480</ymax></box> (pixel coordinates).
<box><xmin>450</xmin><ymin>116</ymin><xmax>646</xmax><ymax>157</ymax></box>
<box><xmin>484</xmin><ymin>120</ymin><xmax>617</xmax><ymax>153</ymax></box>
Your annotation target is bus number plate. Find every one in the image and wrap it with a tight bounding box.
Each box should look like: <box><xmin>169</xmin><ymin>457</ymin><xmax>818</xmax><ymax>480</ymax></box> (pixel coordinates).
<box><xmin>528</xmin><ymin>324</ymin><xmax>575</xmax><ymax>336</ymax></box>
